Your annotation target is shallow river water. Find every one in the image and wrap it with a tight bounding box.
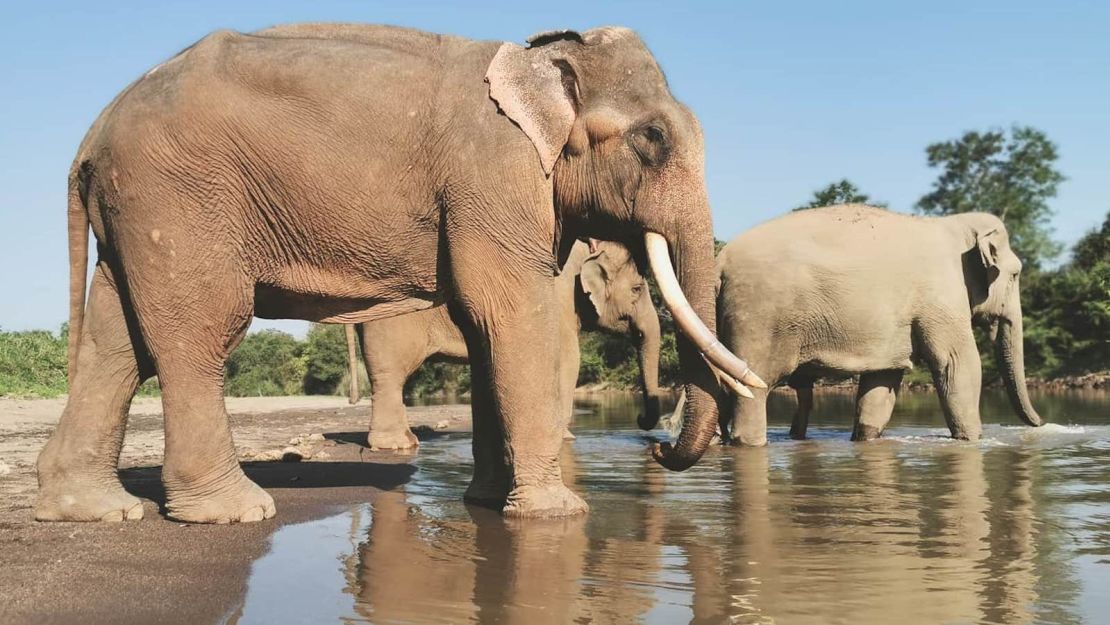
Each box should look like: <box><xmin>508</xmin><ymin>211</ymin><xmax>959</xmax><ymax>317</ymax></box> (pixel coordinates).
<box><xmin>232</xmin><ymin>389</ymin><xmax>1109</xmax><ymax>625</ymax></box>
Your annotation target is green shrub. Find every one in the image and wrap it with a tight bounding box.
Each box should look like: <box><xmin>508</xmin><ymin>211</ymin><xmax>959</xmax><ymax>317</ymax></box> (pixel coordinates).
<box><xmin>302</xmin><ymin>324</ymin><xmax>350</xmax><ymax>395</ymax></box>
<box><xmin>405</xmin><ymin>361</ymin><xmax>470</xmax><ymax>398</ymax></box>
<box><xmin>224</xmin><ymin>329</ymin><xmax>305</xmax><ymax>396</ymax></box>
<box><xmin>0</xmin><ymin>328</ymin><xmax>69</xmax><ymax>397</ymax></box>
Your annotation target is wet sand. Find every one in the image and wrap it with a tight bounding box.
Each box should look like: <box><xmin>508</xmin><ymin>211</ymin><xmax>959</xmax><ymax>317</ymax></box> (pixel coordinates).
<box><xmin>0</xmin><ymin>396</ymin><xmax>471</xmax><ymax>625</ymax></box>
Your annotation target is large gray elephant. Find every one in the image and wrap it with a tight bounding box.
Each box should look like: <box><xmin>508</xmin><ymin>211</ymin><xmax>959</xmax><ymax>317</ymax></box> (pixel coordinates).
<box><xmin>704</xmin><ymin>204</ymin><xmax>1043</xmax><ymax>445</ymax></box>
<box><xmin>347</xmin><ymin>239</ymin><xmax>662</xmax><ymax>450</ymax></box>
<box><xmin>36</xmin><ymin>23</ymin><xmax>762</xmax><ymax>524</ymax></box>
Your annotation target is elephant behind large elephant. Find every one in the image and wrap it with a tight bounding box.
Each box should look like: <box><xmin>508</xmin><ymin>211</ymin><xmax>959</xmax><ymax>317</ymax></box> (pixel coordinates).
<box><xmin>347</xmin><ymin>239</ymin><xmax>663</xmax><ymax>450</ymax></box>
<box><xmin>37</xmin><ymin>23</ymin><xmax>761</xmax><ymax>524</ymax></box>
<box><xmin>705</xmin><ymin>204</ymin><xmax>1043</xmax><ymax>445</ymax></box>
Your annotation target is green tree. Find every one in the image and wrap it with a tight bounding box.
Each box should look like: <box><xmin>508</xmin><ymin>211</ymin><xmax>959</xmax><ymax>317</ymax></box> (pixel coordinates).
<box><xmin>405</xmin><ymin>361</ymin><xmax>471</xmax><ymax>398</ymax></box>
<box><xmin>794</xmin><ymin>179</ymin><xmax>884</xmax><ymax>211</ymax></box>
<box><xmin>302</xmin><ymin>324</ymin><xmax>350</xmax><ymax>395</ymax></box>
<box><xmin>1072</xmin><ymin>211</ymin><xmax>1110</xmax><ymax>270</ymax></box>
<box><xmin>1021</xmin><ymin>211</ymin><xmax>1110</xmax><ymax>376</ymax></box>
<box><xmin>224</xmin><ymin>329</ymin><xmax>305</xmax><ymax>396</ymax></box>
<box><xmin>916</xmin><ymin>125</ymin><xmax>1065</xmax><ymax>268</ymax></box>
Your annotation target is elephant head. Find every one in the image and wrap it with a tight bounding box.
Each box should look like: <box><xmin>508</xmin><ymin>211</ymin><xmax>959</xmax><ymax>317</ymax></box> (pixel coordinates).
<box><xmin>487</xmin><ymin>28</ymin><xmax>764</xmax><ymax>470</ymax></box>
<box><xmin>577</xmin><ymin>239</ymin><xmax>663</xmax><ymax>429</ymax></box>
<box><xmin>959</xmin><ymin>214</ymin><xmax>1043</xmax><ymax>427</ymax></box>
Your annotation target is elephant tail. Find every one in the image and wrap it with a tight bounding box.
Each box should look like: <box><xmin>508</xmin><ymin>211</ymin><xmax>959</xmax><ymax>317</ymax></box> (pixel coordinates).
<box><xmin>66</xmin><ymin>165</ymin><xmax>89</xmax><ymax>386</ymax></box>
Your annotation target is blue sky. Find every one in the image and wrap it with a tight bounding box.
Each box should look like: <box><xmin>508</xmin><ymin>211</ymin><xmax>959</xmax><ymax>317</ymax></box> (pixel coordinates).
<box><xmin>1</xmin><ymin>0</ymin><xmax>1106</xmax><ymax>335</ymax></box>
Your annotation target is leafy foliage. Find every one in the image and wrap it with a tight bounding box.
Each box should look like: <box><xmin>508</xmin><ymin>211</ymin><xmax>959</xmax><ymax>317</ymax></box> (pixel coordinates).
<box><xmin>405</xmin><ymin>361</ymin><xmax>470</xmax><ymax>398</ymax></box>
<box><xmin>224</xmin><ymin>329</ymin><xmax>305</xmax><ymax>397</ymax></box>
<box><xmin>916</xmin><ymin>126</ymin><xmax>1065</xmax><ymax>269</ymax></box>
<box><xmin>1020</xmin><ymin>212</ymin><xmax>1110</xmax><ymax>376</ymax></box>
<box><xmin>302</xmin><ymin>324</ymin><xmax>350</xmax><ymax>395</ymax></box>
<box><xmin>0</xmin><ymin>328</ymin><xmax>69</xmax><ymax>397</ymax></box>
<box><xmin>795</xmin><ymin>179</ymin><xmax>885</xmax><ymax>211</ymax></box>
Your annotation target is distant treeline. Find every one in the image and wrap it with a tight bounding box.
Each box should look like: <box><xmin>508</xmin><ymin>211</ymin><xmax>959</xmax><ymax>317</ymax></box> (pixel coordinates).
<box><xmin>0</xmin><ymin>316</ymin><xmax>680</xmax><ymax>399</ymax></box>
<box><xmin>2</xmin><ymin>125</ymin><xmax>1107</xmax><ymax>398</ymax></box>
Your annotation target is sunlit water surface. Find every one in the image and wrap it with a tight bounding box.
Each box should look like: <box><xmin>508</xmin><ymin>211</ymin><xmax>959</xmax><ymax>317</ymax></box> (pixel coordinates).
<box><xmin>231</xmin><ymin>389</ymin><xmax>1110</xmax><ymax>624</ymax></box>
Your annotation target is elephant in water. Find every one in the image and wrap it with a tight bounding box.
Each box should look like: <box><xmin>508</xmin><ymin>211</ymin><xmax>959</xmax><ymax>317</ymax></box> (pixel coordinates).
<box><xmin>345</xmin><ymin>239</ymin><xmax>663</xmax><ymax>450</ymax></box>
<box><xmin>37</xmin><ymin>24</ymin><xmax>763</xmax><ymax>523</ymax></box>
<box><xmin>660</xmin><ymin>204</ymin><xmax>1043</xmax><ymax>445</ymax></box>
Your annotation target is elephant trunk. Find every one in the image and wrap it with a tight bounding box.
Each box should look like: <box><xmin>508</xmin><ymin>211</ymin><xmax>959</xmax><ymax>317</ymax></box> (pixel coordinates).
<box><xmin>345</xmin><ymin>324</ymin><xmax>361</xmax><ymax>405</ymax></box>
<box><xmin>993</xmin><ymin>284</ymin><xmax>1043</xmax><ymax>427</ymax></box>
<box><xmin>635</xmin><ymin>294</ymin><xmax>663</xmax><ymax>430</ymax></box>
<box><xmin>646</xmin><ymin>223</ymin><xmax>752</xmax><ymax>471</ymax></box>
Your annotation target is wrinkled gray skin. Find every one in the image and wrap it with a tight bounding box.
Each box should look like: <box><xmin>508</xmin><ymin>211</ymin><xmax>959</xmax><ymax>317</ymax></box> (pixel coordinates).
<box><xmin>36</xmin><ymin>23</ymin><xmax>739</xmax><ymax>524</ymax></box>
<box><xmin>349</xmin><ymin>239</ymin><xmax>662</xmax><ymax>450</ymax></box>
<box><xmin>712</xmin><ymin>204</ymin><xmax>1044</xmax><ymax>445</ymax></box>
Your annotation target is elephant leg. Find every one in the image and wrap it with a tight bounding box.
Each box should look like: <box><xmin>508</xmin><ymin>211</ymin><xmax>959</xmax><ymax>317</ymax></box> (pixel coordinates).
<box><xmin>851</xmin><ymin>370</ymin><xmax>903</xmax><ymax>441</ymax></box>
<box><xmin>366</xmin><ymin>373</ymin><xmax>419</xmax><ymax>450</ymax></box>
<box><xmin>729</xmin><ymin>386</ymin><xmax>770</xmax><ymax>447</ymax></box>
<box><xmin>789</xmin><ymin>382</ymin><xmax>815</xmax><ymax>440</ymax></box>
<box><xmin>134</xmin><ymin>274</ymin><xmax>274</xmax><ymax>523</ymax></box>
<box><xmin>36</xmin><ymin>263</ymin><xmax>152</xmax><ymax>522</ymax></box>
<box><xmin>558</xmin><ymin>316</ymin><xmax>580</xmax><ymax>441</ymax></box>
<box><xmin>921</xmin><ymin>331</ymin><xmax>983</xmax><ymax>441</ymax></box>
<box><xmin>362</xmin><ymin>329</ymin><xmax>421</xmax><ymax>451</ymax></box>
<box><xmin>472</xmin><ymin>284</ymin><xmax>585</xmax><ymax>518</ymax></box>
<box><xmin>462</xmin><ymin>330</ymin><xmax>510</xmax><ymax>506</ymax></box>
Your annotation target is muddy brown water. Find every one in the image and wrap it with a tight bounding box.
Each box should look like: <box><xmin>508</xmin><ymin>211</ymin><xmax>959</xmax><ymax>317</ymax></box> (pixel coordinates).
<box><xmin>229</xmin><ymin>390</ymin><xmax>1110</xmax><ymax>625</ymax></box>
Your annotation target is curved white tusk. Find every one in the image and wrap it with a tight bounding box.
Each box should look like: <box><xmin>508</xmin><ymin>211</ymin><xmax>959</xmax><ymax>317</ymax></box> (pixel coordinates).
<box><xmin>704</xmin><ymin>356</ymin><xmax>754</xmax><ymax>398</ymax></box>
<box><xmin>645</xmin><ymin>232</ymin><xmax>767</xmax><ymax>390</ymax></box>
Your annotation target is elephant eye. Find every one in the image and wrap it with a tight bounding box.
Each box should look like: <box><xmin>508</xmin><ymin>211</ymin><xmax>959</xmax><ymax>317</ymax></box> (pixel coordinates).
<box><xmin>630</xmin><ymin>123</ymin><xmax>670</xmax><ymax>167</ymax></box>
<box><xmin>642</xmin><ymin>125</ymin><xmax>665</xmax><ymax>143</ymax></box>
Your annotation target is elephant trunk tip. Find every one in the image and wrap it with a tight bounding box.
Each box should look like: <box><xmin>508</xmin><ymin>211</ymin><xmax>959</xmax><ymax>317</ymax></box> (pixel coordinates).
<box><xmin>651</xmin><ymin>441</ymin><xmax>699</xmax><ymax>472</ymax></box>
<box><xmin>637</xmin><ymin>394</ymin><xmax>662</xmax><ymax>431</ymax></box>
<box><xmin>1022</xmin><ymin>410</ymin><xmax>1045</xmax><ymax>428</ymax></box>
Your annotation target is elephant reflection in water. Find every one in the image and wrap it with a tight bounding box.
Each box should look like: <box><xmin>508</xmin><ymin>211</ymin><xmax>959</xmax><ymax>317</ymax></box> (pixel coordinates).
<box><xmin>347</xmin><ymin>442</ymin><xmax>677</xmax><ymax>624</ymax></box>
<box><xmin>341</xmin><ymin>438</ymin><xmax>1066</xmax><ymax>624</ymax></box>
<box><xmin>682</xmin><ymin>443</ymin><xmax>1057</xmax><ymax>625</ymax></box>
<box><xmin>349</xmin><ymin>446</ymin><xmax>589</xmax><ymax>624</ymax></box>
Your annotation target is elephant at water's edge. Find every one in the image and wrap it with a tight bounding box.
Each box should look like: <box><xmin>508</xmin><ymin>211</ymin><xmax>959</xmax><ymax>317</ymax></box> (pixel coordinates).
<box><xmin>36</xmin><ymin>24</ymin><xmax>763</xmax><ymax>524</ymax></box>
<box><xmin>684</xmin><ymin>204</ymin><xmax>1042</xmax><ymax>446</ymax></box>
<box><xmin>347</xmin><ymin>239</ymin><xmax>663</xmax><ymax>450</ymax></box>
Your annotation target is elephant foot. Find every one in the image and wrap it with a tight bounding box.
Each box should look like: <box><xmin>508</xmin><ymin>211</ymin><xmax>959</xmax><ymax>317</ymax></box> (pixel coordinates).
<box><xmin>165</xmin><ymin>473</ymin><xmax>275</xmax><ymax>524</ymax></box>
<box><xmin>851</xmin><ymin>424</ymin><xmax>884</xmax><ymax>441</ymax></box>
<box><xmin>368</xmin><ymin>428</ymin><xmax>419</xmax><ymax>451</ymax></box>
<box><xmin>949</xmin><ymin>428</ymin><xmax>982</xmax><ymax>442</ymax></box>
<box><xmin>502</xmin><ymin>483</ymin><xmax>588</xmax><ymax>519</ymax></box>
<box><xmin>464</xmin><ymin>480</ymin><xmax>509</xmax><ymax>509</ymax></box>
<box><xmin>732</xmin><ymin>435</ymin><xmax>768</xmax><ymax>447</ymax></box>
<box><xmin>35</xmin><ymin>478</ymin><xmax>145</xmax><ymax>522</ymax></box>
<box><xmin>788</xmin><ymin>428</ymin><xmax>807</xmax><ymax>440</ymax></box>
<box><xmin>561</xmin><ymin>428</ymin><xmax>576</xmax><ymax>440</ymax></box>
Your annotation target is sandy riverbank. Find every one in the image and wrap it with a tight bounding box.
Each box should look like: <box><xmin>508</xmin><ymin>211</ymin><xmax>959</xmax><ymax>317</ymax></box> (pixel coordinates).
<box><xmin>0</xmin><ymin>396</ymin><xmax>471</xmax><ymax>625</ymax></box>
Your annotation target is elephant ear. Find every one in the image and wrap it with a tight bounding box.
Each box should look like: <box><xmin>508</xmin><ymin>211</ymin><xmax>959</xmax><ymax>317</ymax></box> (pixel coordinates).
<box><xmin>486</xmin><ymin>31</ymin><xmax>582</xmax><ymax>176</ymax></box>
<box><xmin>976</xmin><ymin>227</ymin><xmax>1000</xmax><ymax>269</ymax></box>
<box><xmin>975</xmin><ymin>226</ymin><xmax>1007</xmax><ymax>290</ymax></box>
<box><xmin>976</xmin><ymin>226</ymin><xmax>1005</xmax><ymax>282</ymax></box>
<box><xmin>579</xmin><ymin>250</ymin><xmax>610</xmax><ymax>317</ymax></box>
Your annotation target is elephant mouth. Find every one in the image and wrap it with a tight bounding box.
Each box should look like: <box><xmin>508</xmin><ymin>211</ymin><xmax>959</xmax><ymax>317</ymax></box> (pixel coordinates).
<box><xmin>643</xmin><ymin>232</ymin><xmax>766</xmax><ymax>395</ymax></box>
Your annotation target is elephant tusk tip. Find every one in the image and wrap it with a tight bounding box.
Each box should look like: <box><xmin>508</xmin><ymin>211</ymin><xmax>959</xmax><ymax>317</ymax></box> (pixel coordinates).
<box><xmin>742</xmin><ymin>369</ymin><xmax>768</xmax><ymax>390</ymax></box>
<box><xmin>725</xmin><ymin>376</ymin><xmax>755</xmax><ymax>399</ymax></box>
